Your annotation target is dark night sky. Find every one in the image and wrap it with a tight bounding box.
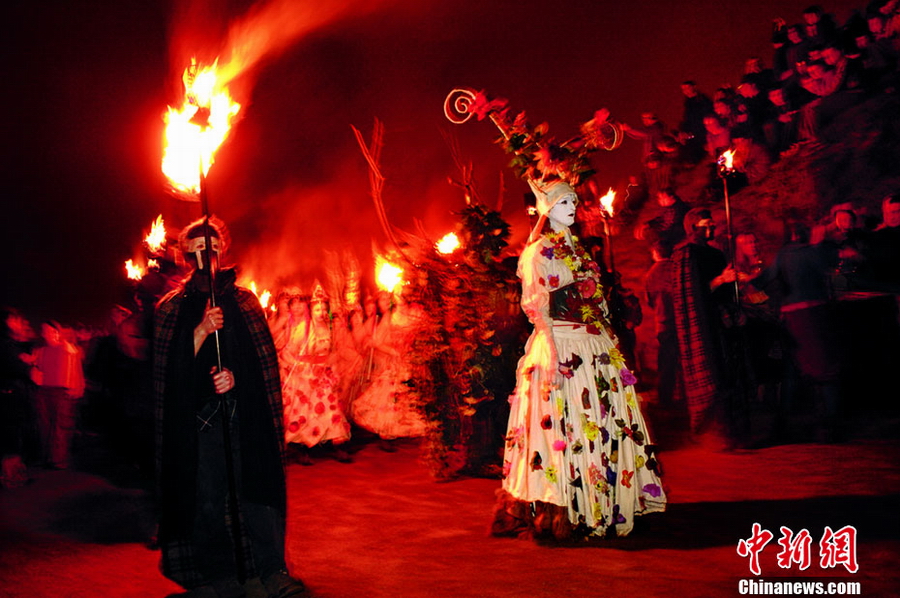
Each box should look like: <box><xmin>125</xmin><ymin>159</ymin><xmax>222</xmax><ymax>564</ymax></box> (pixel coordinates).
<box><xmin>4</xmin><ymin>0</ymin><xmax>863</xmax><ymax>324</ymax></box>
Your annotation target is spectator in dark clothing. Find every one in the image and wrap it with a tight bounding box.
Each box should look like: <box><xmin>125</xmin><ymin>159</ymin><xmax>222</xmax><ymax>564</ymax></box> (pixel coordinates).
<box><xmin>713</xmin><ymin>98</ymin><xmax>738</xmax><ymax>130</ymax></box>
<box><xmin>1</xmin><ymin>308</ymin><xmax>36</xmax><ymax>488</ymax></box>
<box><xmin>802</xmin><ymin>5</ymin><xmax>839</xmax><ymax>48</ymax></box>
<box><xmin>622</xmin><ymin>112</ymin><xmax>668</xmax><ymax>163</ymax></box>
<box><xmin>753</xmin><ymin>222</ymin><xmax>842</xmax><ymax>442</ymax></box>
<box><xmin>854</xmin><ymin>13</ymin><xmax>899</xmax><ymax>91</ymax></box>
<box><xmin>679</xmin><ymin>80</ymin><xmax>714</xmax><ymax>164</ymax></box>
<box><xmin>772</xmin><ymin>18</ymin><xmax>792</xmax><ymax>81</ymax></box>
<box><xmin>743</xmin><ymin>57</ymin><xmax>776</xmax><ymax>93</ymax></box>
<box><xmin>644</xmin><ymin>242</ymin><xmax>680</xmax><ymax>408</ymax></box>
<box><xmin>855</xmin><ymin>193</ymin><xmax>900</xmax><ymax>293</ymax></box>
<box><xmin>733</xmin><ymin>232</ymin><xmax>784</xmax><ymax>407</ymax></box>
<box><xmin>764</xmin><ymin>86</ymin><xmax>802</xmax><ymax>155</ymax></box>
<box><xmin>736</xmin><ymin>79</ymin><xmax>770</xmax><ymax>144</ymax></box>
<box><xmin>731</xmin><ymin>128</ymin><xmax>773</xmax><ymax>185</ymax></box>
<box><xmin>636</xmin><ymin>187</ymin><xmax>690</xmax><ymax>248</ymax></box>
<box><xmin>649</xmin><ymin>135</ymin><xmax>686</xmax><ymax>195</ymax></box>
<box><xmin>783</xmin><ymin>24</ymin><xmax>812</xmax><ymax>84</ymax></box>
<box><xmin>704</xmin><ymin>115</ymin><xmax>732</xmax><ymax>161</ymax></box>
<box><xmin>836</xmin><ymin>193</ymin><xmax>900</xmax><ymax>416</ymax></box>
<box><xmin>620</xmin><ymin>174</ymin><xmax>650</xmax><ymax>223</ymax></box>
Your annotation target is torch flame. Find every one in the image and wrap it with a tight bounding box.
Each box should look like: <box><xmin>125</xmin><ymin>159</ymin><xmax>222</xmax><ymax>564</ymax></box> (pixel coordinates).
<box><xmin>375</xmin><ymin>257</ymin><xmax>403</xmax><ymax>293</ymax></box>
<box><xmin>243</xmin><ymin>279</ymin><xmax>272</xmax><ymax>310</ymax></box>
<box><xmin>599</xmin><ymin>188</ymin><xmax>616</xmax><ymax>217</ymax></box>
<box><xmin>719</xmin><ymin>149</ymin><xmax>735</xmax><ymax>173</ymax></box>
<box><xmin>162</xmin><ymin>58</ymin><xmax>241</xmax><ymax>195</ymax></box>
<box><xmin>436</xmin><ymin>232</ymin><xmax>461</xmax><ymax>254</ymax></box>
<box><xmin>144</xmin><ymin>215</ymin><xmax>167</xmax><ymax>254</ymax></box>
<box><xmin>125</xmin><ymin>259</ymin><xmax>145</xmax><ymax>281</ymax></box>
<box><xmin>259</xmin><ymin>290</ymin><xmax>272</xmax><ymax>310</ymax></box>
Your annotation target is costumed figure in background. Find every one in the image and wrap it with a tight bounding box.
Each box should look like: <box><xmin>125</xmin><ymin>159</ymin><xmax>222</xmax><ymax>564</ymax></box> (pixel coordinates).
<box><xmin>278</xmin><ymin>289</ymin><xmax>310</xmax><ymax>363</ymax></box>
<box><xmin>340</xmin><ymin>293</ymin><xmax>379</xmax><ymax>419</ymax></box>
<box><xmin>267</xmin><ymin>290</ymin><xmax>292</xmax><ymax>353</ymax></box>
<box><xmin>281</xmin><ymin>284</ymin><xmax>352</xmax><ymax>464</ymax></box>
<box><xmin>350</xmin><ymin>290</ymin><xmax>427</xmax><ymax>449</ymax></box>
<box><xmin>330</xmin><ymin>302</ymin><xmax>366</xmax><ymax>426</ymax></box>
<box><xmin>492</xmin><ymin>181</ymin><xmax>666</xmax><ymax>540</ymax></box>
<box><xmin>153</xmin><ymin>218</ymin><xmax>306</xmax><ymax>597</ymax></box>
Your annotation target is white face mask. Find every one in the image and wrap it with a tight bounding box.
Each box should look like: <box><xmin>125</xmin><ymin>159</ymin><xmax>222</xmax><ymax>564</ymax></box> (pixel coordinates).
<box><xmin>548</xmin><ymin>195</ymin><xmax>578</xmax><ymax>229</ymax></box>
<box><xmin>185</xmin><ymin>236</ymin><xmax>221</xmax><ymax>270</ymax></box>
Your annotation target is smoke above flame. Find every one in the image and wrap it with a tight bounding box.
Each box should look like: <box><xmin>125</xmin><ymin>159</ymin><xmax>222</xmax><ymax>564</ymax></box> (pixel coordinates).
<box><xmin>168</xmin><ymin>0</ymin><xmax>403</xmax><ymax>103</ymax></box>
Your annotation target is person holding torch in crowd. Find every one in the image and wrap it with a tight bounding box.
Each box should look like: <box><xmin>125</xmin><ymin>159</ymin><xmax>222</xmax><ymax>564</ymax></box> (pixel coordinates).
<box><xmin>153</xmin><ymin>218</ymin><xmax>307</xmax><ymax>598</ymax></box>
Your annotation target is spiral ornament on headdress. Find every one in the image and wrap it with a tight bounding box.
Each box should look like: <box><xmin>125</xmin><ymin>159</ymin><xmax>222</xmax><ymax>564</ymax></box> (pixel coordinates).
<box><xmin>443</xmin><ymin>88</ymin><xmax>478</xmax><ymax>124</ymax></box>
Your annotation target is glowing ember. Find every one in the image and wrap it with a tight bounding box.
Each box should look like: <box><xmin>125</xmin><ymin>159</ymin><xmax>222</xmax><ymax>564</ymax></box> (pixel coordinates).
<box><xmin>162</xmin><ymin>58</ymin><xmax>241</xmax><ymax>195</ymax></box>
<box><xmin>719</xmin><ymin>148</ymin><xmax>735</xmax><ymax>173</ymax></box>
<box><xmin>599</xmin><ymin>188</ymin><xmax>616</xmax><ymax>217</ymax></box>
<box><xmin>148</xmin><ymin>259</ymin><xmax>159</xmax><ymax>270</ymax></box>
<box><xmin>436</xmin><ymin>232</ymin><xmax>461</xmax><ymax>254</ymax></box>
<box><xmin>376</xmin><ymin>258</ymin><xmax>403</xmax><ymax>293</ymax></box>
<box><xmin>125</xmin><ymin>259</ymin><xmax>145</xmax><ymax>281</ymax></box>
<box><xmin>144</xmin><ymin>215</ymin><xmax>167</xmax><ymax>254</ymax></box>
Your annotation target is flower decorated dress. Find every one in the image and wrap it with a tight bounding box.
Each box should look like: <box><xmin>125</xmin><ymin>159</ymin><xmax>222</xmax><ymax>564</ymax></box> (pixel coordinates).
<box><xmin>501</xmin><ymin>231</ymin><xmax>666</xmax><ymax>537</ymax></box>
<box><xmin>282</xmin><ymin>323</ymin><xmax>351</xmax><ymax>447</ymax></box>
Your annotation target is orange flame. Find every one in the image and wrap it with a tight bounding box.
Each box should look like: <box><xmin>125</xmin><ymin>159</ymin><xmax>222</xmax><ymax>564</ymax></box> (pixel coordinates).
<box><xmin>148</xmin><ymin>259</ymin><xmax>159</xmax><ymax>270</ymax></box>
<box><xmin>599</xmin><ymin>188</ymin><xmax>616</xmax><ymax>217</ymax></box>
<box><xmin>720</xmin><ymin>149</ymin><xmax>735</xmax><ymax>172</ymax></box>
<box><xmin>259</xmin><ymin>290</ymin><xmax>272</xmax><ymax>310</ymax></box>
<box><xmin>243</xmin><ymin>279</ymin><xmax>272</xmax><ymax>310</ymax></box>
<box><xmin>162</xmin><ymin>59</ymin><xmax>241</xmax><ymax>195</ymax></box>
<box><xmin>375</xmin><ymin>257</ymin><xmax>403</xmax><ymax>293</ymax></box>
<box><xmin>125</xmin><ymin>259</ymin><xmax>145</xmax><ymax>281</ymax></box>
<box><xmin>436</xmin><ymin>232</ymin><xmax>461</xmax><ymax>254</ymax></box>
<box><xmin>144</xmin><ymin>215</ymin><xmax>167</xmax><ymax>254</ymax></box>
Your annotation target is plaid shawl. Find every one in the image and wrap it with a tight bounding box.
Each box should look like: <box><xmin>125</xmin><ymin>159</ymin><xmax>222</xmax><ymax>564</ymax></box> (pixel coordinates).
<box><xmin>153</xmin><ymin>270</ymin><xmax>286</xmax><ymax>587</ymax></box>
<box><xmin>672</xmin><ymin>243</ymin><xmax>726</xmax><ymax>432</ymax></box>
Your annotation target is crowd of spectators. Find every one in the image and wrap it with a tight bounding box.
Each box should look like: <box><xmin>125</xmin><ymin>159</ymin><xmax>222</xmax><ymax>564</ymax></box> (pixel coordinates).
<box><xmin>613</xmin><ymin>2</ymin><xmax>900</xmax><ymax>447</ymax></box>
<box><xmin>618</xmin><ymin>1</ymin><xmax>899</xmax><ymax>209</ymax></box>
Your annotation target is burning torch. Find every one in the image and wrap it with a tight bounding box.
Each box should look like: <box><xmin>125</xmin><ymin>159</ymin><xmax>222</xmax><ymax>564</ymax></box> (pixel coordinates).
<box><xmin>598</xmin><ymin>187</ymin><xmax>617</xmax><ymax>275</ymax></box>
<box><xmin>717</xmin><ymin>148</ymin><xmax>740</xmax><ymax>306</ymax></box>
<box><xmin>162</xmin><ymin>57</ymin><xmax>246</xmax><ymax>582</ymax></box>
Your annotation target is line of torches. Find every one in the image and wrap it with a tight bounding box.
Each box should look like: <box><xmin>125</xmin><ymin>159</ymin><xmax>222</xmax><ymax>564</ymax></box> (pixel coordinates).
<box><xmin>124</xmin><ymin>215</ymin><xmax>167</xmax><ymax>281</ymax></box>
<box><xmin>123</xmin><ymin>220</ymin><xmax>462</xmax><ymax>309</ymax></box>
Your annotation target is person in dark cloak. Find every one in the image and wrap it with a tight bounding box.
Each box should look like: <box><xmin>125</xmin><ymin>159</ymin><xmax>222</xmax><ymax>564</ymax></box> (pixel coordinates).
<box><xmin>154</xmin><ymin>217</ymin><xmax>307</xmax><ymax>598</ymax></box>
<box><xmin>671</xmin><ymin>208</ymin><xmax>744</xmax><ymax>445</ymax></box>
